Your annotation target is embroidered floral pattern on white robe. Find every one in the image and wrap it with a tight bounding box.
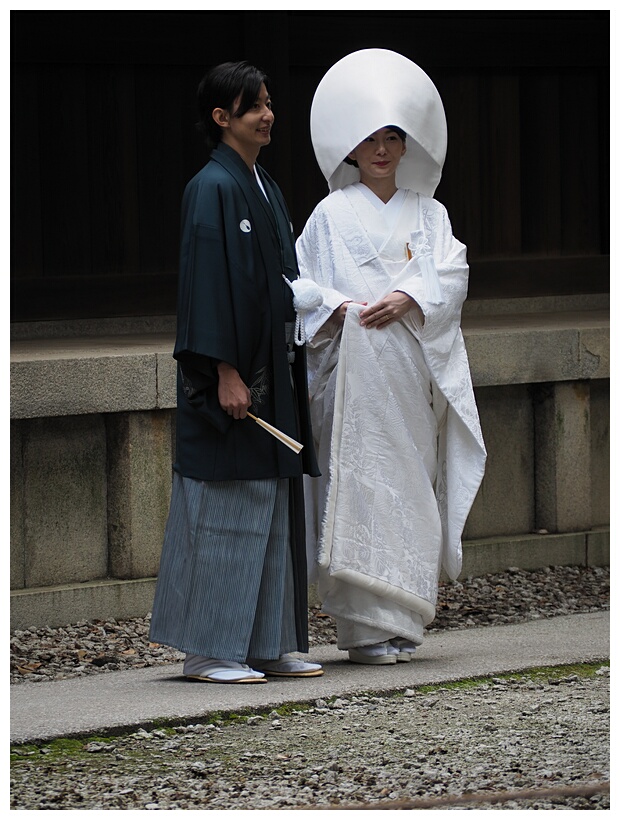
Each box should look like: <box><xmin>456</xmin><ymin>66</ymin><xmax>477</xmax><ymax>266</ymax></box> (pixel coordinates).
<box><xmin>297</xmin><ymin>184</ymin><xmax>486</xmax><ymax>647</ymax></box>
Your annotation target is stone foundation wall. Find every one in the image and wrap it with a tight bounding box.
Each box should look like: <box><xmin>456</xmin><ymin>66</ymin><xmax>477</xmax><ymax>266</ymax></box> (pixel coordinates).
<box><xmin>10</xmin><ymin>297</ymin><xmax>610</xmax><ymax>629</ymax></box>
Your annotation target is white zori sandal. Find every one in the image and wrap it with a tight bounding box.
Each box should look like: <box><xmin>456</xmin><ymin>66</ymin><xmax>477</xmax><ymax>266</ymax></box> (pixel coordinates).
<box><xmin>183</xmin><ymin>655</ymin><xmax>266</xmax><ymax>684</ymax></box>
<box><xmin>389</xmin><ymin>638</ymin><xmax>418</xmax><ymax>663</ymax></box>
<box><xmin>348</xmin><ymin>641</ymin><xmax>399</xmax><ymax>665</ymax></box>
<box><xmin>247</xmin><ymin>653</ymin><xmax>324</xmax><ymax>677</ymax></box>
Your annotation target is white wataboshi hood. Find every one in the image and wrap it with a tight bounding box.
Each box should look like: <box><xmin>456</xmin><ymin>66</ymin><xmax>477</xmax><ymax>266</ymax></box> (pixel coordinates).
<box><xmin>310</xmin><ymin>48</ymin><xmax>447</xmax><ymax>197</ymax></box>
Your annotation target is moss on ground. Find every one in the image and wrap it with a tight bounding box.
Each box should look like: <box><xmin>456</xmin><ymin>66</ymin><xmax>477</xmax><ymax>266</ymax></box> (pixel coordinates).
<box><xmin>10</xmin><ymin>661</ymin><xmax>608</xmax><ymax>762</ymax></box>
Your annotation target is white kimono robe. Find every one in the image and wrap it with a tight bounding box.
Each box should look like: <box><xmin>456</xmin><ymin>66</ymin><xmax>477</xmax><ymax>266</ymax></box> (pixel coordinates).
<box><xmin>296</xmin><ymin>183</ymin><xmax>486</xmax><ymax>648</ymax></box>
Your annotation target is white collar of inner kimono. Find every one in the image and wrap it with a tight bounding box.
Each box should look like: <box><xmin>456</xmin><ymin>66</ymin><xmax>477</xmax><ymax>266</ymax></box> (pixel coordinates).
<box><xmin>310</xmin><ymin>48</ymin><xmax>447</xmax><ymax>197</ymax></box>
<box><xmin>253</xmin><ymin>166</ymin><xmax>268</xmax><ymax>199</ymax></box>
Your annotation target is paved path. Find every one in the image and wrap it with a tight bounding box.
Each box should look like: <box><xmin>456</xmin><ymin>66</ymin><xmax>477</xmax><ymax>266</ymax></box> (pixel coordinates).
<box><xmin>10</xmin><ymin>611</ymin><xmax>609</xmax><ymax>745</ymax></box>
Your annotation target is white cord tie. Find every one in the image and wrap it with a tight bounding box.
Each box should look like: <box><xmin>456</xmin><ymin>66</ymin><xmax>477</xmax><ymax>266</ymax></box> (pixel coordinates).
<box><xmin>283</xmin><ymin>276</ymin><xmax>324</xmax><ymax>345</ymax></box>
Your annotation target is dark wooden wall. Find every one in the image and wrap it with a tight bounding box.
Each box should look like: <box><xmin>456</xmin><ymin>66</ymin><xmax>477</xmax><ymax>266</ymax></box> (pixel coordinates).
<box><xmin>11</xmin><ymin>10</ymin><xmax>609</xmax><ymax>322</ymax></box>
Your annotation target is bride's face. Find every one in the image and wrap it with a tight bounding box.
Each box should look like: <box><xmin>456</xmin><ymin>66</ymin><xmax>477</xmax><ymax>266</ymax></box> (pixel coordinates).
<box><xmin>347</xmin><ymin>127</ymin><xmax>406</xmax><ymax>182</ymax></box>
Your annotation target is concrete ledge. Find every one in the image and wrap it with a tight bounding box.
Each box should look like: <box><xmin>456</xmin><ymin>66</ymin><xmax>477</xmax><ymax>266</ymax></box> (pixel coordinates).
<box><xmin>10</xmin><ymin>309</ymin><xmax>609</xmax><ymax>419</ymax></box>
<box><xmin>11</xmin><ymin>529</ymin><xmax>610</xmax><ymax>631</ymax></box>
<box><xmin>463</xmin><ymin>311</ymin><xmax>609</xmax><ymax>387</ymax></box>
<box><xmin>586</xmin><ymin>529</ymin><xmax>610</xmax><ymax>566</ymax></box>
<box><xmin>10</xmin><ymin>578</ymin><xmax>158</xmax><ymax>632</ymax></box>
<box><xmin>10</xmin><ymin>337</ymin><xmax>175</xmax><ymax>419</ymax></box>
<box><xmin>459</xmin><ymin>530</ymin><xmax>609</xmax><ymax>578</ymax></box>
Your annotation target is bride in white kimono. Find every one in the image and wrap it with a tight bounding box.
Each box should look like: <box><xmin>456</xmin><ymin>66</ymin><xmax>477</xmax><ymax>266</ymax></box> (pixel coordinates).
<box><xmin>296</xmin><ymin>49</ymin><xmax>486</xmax><ymax>665</ymax></box>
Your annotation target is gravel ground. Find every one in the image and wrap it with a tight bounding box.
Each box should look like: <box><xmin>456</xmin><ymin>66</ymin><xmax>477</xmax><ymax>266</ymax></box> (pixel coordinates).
<box><xmin>11</xmin><ymin>565</ymin><xmax>609</xmax><ymax>685</ymax></box>
<box><xmin>10</xmin><ymin>565</ymin><xmax>610</xmax><ymax>810</ymax></box>
<box><xmin>10</xmin><ymin>667</ymin><xmax>610</xmax><ymax>810</ymax></box>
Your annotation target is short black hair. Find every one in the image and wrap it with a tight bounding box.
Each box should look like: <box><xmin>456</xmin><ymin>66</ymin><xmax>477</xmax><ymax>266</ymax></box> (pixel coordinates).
<box><xmin>197</xmin><ymin>61</ymin><xmax>269</xmax><ymax>151</ymax></box>
<box><xmin>343</xmin><ymin>125</ymin><xmax>407</xmax><ymax>167</ymax></box>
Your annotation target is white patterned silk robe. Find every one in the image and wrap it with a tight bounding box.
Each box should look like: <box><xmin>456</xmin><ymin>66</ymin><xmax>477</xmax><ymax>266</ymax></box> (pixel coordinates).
<box><xmin>296</xmin><ymin>184</ymin><xmax>486</xmax><ymax>648</ymax></box>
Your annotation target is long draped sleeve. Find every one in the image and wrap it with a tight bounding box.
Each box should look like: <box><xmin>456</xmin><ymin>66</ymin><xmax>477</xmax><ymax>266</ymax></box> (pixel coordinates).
<box><xmin>296</xmin><ymin>207</ymin><xmax>356</xmax><ymax>341</ymax></box>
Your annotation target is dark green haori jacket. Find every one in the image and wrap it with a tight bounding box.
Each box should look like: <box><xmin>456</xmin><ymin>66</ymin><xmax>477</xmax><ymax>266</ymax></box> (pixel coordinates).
<box><xmin>173</xmin><ymin>142</ymin><xmax>319</xmax><ymax>482</ymax></box>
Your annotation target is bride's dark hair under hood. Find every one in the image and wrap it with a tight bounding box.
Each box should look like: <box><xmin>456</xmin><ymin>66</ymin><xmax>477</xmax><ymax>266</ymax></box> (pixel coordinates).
<box><xmin>343</xmin><ymin>125</ymin><xmax>407</xmax><ymax>167</ymax></box>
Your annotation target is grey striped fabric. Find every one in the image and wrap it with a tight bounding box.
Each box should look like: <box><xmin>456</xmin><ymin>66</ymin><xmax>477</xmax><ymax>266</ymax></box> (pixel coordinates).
<box><xmin>149</xmin><ymin>473</ymin><xmax>298</xmax><ymax>662</ymax></box>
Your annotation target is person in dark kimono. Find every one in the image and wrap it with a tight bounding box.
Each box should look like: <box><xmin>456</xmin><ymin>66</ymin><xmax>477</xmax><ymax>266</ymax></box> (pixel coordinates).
<box><xmin>149</xmin><ymin>61</ymin><xmax>323</xmax><ymax>683</ymax></box>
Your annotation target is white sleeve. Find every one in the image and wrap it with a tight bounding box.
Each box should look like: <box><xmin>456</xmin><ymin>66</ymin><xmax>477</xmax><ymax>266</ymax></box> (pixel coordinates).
<box><xmin>395</xmin><ymin>199</ymin><xmax>469</xmax><ymax>344</ymax></box>
<box><xmin>296</xmin><ymin>206</ymin><xmax>353</xmax><ymax>342</ymax></box>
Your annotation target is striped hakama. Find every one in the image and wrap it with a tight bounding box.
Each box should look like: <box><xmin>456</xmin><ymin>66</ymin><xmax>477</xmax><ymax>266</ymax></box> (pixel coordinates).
<box><xmin>149</xmin><ymin>473</ymin><xmax>300</xmax><ymax>662</ymax></box>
